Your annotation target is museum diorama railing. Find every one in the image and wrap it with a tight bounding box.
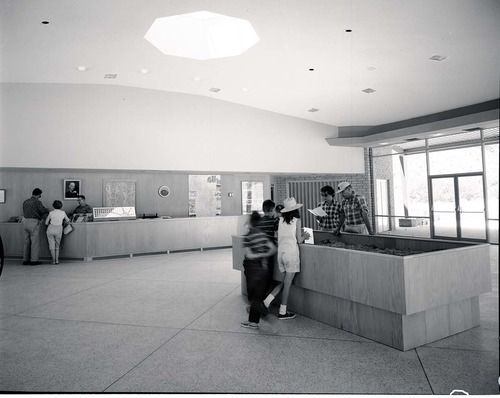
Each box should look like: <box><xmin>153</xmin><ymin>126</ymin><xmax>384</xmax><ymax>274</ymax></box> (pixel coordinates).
<box><xmin>232</xmin><ymin>231</ymin><xmax>491</xmax><ymax>351</ymax></box>
<box><xmin>1</xmin><ymin>216</ymin><xmax>247</xmax><ymax>261</ymax></box>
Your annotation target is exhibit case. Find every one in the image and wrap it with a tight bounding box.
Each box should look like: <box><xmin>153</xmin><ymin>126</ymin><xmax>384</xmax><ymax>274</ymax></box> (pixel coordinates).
<box><xmin>232</xmin><ymin>231</ymin><xmax>491</xmax><ymax>350</ymax></box>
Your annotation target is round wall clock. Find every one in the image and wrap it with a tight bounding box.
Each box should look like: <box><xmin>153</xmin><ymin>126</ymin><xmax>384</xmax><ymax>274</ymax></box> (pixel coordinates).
<box><xmin>158</xmin><ymin>186</ymin><xmax>170</xmax><ymax>198</ymax></box>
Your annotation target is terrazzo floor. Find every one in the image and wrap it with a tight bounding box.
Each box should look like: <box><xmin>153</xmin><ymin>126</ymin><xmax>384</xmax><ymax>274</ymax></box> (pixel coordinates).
<box><xmin>0</xmin><ymin>246</ymin><xmax>498</xmax><ymax>394</ymax></box>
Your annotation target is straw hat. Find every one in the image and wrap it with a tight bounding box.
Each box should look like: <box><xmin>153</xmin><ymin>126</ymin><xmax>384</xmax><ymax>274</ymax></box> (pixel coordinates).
<box><xmin>281</xmin><ymin>197</ymin><xmax>303</xmax><ymax>213</ymax></box>
<box><xmin>337</xmin><ymin>181</ymin><xmax>351</xmax><ymax>193</ymax></box>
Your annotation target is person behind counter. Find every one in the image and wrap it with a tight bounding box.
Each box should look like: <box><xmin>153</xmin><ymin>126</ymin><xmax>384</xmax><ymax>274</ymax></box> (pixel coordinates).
<box><xmin>22</xmin><ymin>188</ymin><xmax>49</xmax><ymax>266</ymax></box>
<box><xmin>45</xmin><ymin>200</ymin><xmax>70</xmax><ymax>265</ymax></box>
<box><xmin>263</xmin><ymin>197</ymin><xmax>310</xmax><ymax>320</ymax></box>
<box><xmin>316</xmin><ymin>185</ymin><xmax>341</xmax><ymax>231</ymax></box>
<box><xmin>72</xmin><ymin>195</ymin><xmax>93</xmax><ymax>217</ymax></box>
<box><xmin>333</xmin><ymin>181</ymin><xmax>375</xmax><ymax>235</ymax></box>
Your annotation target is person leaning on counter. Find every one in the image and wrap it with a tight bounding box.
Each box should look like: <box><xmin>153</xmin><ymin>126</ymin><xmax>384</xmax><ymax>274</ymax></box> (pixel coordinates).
<box><xmin>22</xmin><ymin>188</ymin><xmax>49</xmax><ymax>265</ymax></box>
<box><xmin>316</xmin><ymin>185</ymin><xmax>341</xmax><ymax>231</ymax></box>
<box><xmin>333</xmin><ymin>181</ymin><xmax>375</xmax><ymax>235</ymax></box>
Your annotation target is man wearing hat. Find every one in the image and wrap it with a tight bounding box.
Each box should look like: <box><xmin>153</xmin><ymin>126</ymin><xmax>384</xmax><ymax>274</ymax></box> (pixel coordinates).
<box><xmin>333</xmin><ymin>181</ymin><xmax>375</xmax><ymax>235</ymax></box>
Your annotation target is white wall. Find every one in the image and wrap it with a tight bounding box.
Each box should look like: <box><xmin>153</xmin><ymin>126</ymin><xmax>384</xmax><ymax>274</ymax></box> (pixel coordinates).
<box><xmin>0</xmin><ymin>83</ymin><xmax>364</xmax><ymax>173</ymax></box>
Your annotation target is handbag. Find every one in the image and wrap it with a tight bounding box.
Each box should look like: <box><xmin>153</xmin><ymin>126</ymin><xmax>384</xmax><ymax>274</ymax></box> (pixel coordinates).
<box><xmin>63</xmin><ymin>223</ymin><xmax>74</xmax><ymax>235</ymax></box>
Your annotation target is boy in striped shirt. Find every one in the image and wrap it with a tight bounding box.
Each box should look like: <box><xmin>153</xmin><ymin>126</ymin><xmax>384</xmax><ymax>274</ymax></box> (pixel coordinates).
<box><xmin>241</xmin><ymin>211</ymin><xmax>276</xmax><ymax>329</ymax></box>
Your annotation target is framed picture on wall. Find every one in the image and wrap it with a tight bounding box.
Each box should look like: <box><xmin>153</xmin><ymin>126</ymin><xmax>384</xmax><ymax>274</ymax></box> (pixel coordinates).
<box><xmin>64</xmin><ymin>179</ymin><xmax>81</xmax><ymax>200</ymax></box>
<box><xmin>0</xmin><ymin>189</ymin><xmax>5</xmax><ymax>203</ymax></box>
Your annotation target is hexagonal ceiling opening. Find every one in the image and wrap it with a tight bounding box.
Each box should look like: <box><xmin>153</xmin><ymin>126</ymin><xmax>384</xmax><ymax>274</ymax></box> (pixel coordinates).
<box><xmin>144</xmin><ymin>11</ymin><xmax>259</xmax><ymax>60</ymax></box>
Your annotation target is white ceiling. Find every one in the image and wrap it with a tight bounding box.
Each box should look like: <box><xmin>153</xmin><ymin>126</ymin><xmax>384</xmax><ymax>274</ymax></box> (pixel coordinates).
<box><xmin>1</xmin><ymin>0</ymin><xmax>499</xmax><ymax>127</ymax></box>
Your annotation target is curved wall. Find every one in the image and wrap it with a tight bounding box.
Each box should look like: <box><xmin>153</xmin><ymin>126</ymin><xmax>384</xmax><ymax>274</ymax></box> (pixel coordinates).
<box><xmin>0</xmin><ymin>83</ymin><xmax>364</xmax><ymax>173</ymax></box>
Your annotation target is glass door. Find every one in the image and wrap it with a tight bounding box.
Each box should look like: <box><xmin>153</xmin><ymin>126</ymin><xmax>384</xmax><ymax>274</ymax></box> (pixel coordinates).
<box><xmin>430</xmin><ymin>174</ymin><xmax>486</xmax><ymax>241</ymax></box>
<box><xmin>430</xmin><ymin>177</ymin><xmax>458</xmax><ymax>239</ymax></box>
<box><xmin>458</xmin><ymin>175</ymin><xmax>486</xmax><ymax>240</ymax></box>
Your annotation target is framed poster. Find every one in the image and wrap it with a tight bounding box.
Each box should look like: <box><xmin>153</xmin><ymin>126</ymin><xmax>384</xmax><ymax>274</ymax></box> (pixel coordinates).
<box><xmin>64</xmin><ymin>179</ymin><xmax>81</xmax><ymax>200</ymax></box>
<box><xmin>0</xmin><ymin>189</ymin><xmax>5</xmax><ymax>203</ymax></box>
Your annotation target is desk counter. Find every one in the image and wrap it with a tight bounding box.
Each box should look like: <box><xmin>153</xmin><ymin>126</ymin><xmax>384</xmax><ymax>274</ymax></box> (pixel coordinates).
<box><xmin>1</xmin><ymin>216</ymin><xmax>246</xmax><ymax>260</ymax></box>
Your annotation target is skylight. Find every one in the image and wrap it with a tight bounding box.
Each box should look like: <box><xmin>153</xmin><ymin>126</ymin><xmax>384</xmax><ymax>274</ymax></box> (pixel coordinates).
<box><xmin>144</xmin><ymin>11</ymin><xmax>259</xmax><ymax>60</ymax></box>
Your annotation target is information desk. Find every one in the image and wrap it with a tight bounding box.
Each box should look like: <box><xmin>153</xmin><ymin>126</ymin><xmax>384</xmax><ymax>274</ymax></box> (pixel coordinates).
<box><xmin>232</xmin><ymin>231</ymin><xmax>491</xmax><ymax>351</ymax></box>
<box><xmin>1</xmin><ymin>216</ymin><xmax>246</xmax><ymax>261</ymax></box>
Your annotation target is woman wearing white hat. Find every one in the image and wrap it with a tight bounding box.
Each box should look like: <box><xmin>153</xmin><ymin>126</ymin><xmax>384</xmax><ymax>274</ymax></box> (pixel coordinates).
<box><xmin>263</xmin><ymin>197</ymin><xmax>310</xmax><ymax>319</ymax></box>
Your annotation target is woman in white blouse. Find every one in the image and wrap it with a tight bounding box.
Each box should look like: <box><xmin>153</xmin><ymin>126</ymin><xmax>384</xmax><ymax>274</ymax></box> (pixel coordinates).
<box><xmin>45</xmin><ymin>200</ymin><xmax>70</xmax><ymax>264</ymax></box>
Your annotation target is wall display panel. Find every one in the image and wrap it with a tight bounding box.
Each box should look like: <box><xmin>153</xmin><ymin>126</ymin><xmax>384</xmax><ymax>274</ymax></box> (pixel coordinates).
<box><xmin>188</xmin><ymin>175</ymin><xmax>221</xmax><ymax>217</ymax></box>
<box><xmin>103</xmin><ymin>180</ymin><xmax>136</xmax><ymax>207</ymax></box>
<box><xmin>241</xmin><ymin>181</ymin><xmax>263</xmax><ymax>214</ymax></box>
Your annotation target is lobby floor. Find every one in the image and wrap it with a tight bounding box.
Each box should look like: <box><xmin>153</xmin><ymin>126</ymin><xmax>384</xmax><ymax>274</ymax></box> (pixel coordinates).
<box><xmin>0</xmin><ymin>246</ymin><xmax>498</xmax><ymax>394</ymax></box>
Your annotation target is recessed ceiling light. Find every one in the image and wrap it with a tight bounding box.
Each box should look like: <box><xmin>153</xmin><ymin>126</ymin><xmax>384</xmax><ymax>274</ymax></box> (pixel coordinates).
<box><xmin>431</xmin><ymin>133</ymin><xmax>443</xmax><ymax>137</ymax></box>
<box><xmin>379</xmin><ymin>142</ymin><xmax>389</xmax><ymax>145</ymax></box>
<box><xmin>362</xmin><ymin>88</ymin><xmax>376</xmax><ymax>93</ymax></box>
<box><xmin>345</xmin><ymin>29</ymin><xmax>352</xmax><ymax>32</ymax></box>
<box><xmin>308</xmin><ymin>108</ymin><xmax>319</xmax><ymax>112</ymax></box>
<box><xmin>41</xmin><ymin>21</ymin><xmax>50</xmax><ymax>25</ymax></box>
<box><xmin>77</xmin><ymin>66</ymin><xmax>86</xmax><ymax>72</ymax></box>
<box><xmin>140</xmin><ymin>68</ymin><xmax>149</xmax><ymax>74</ymax></box>
<box><xmin>194</xmin><ymin>76</ymin><xmax>201</xmax><ymax>82</ymax></box>
<box><xmin>104</xmin><ymin>74</ymin><xmax>117</xmax><ymax>79</ymax></box>
<box><xmin>429</xmin><ymin>55</ymin><xmax>447</xmax><ymax>61</ymax></box>
<box><xmin>309</xmin><ymin>68</ymin><xmax>315</xmax><ymax>71</ymax></box>
<box><xmin>242</xmin><ymin>87</ymin><xmax>248</xmax><ymax>92</ymax></box>
<box><xmin>209</xmin><ymin>87</ymin><xmax>220</xmax><ymax>93</ymax></box>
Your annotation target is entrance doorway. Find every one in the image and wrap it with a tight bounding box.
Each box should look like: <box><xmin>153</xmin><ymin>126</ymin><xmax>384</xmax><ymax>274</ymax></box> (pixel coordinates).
<box><xmin>430</xmin><ymin>174</ymin><xmax>487</xmax><ymax>241</ymax></box>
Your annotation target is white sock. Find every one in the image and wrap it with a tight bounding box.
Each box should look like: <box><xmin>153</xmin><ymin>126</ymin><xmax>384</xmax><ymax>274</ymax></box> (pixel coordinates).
<box><xmin>279</xmin><ymin>304</ymin><xmax>287</xmax><ymax>315</ymax></box>
<box><xmin>263</xmin><ymin>294</ymin><xmax>274</xmax><ymax>308</ymax></box>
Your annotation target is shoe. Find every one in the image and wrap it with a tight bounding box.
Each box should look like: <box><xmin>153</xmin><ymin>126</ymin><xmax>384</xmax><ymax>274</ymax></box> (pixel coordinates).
<box><xmin>278</xmin><ymin>312</ymin><xmax>296</xmax><ymax>320</ymax></box>
<box><xmin>29</xmin><ymin>261</ymin><xmax>42</xmax><ymax>266</ymax></box>
<box><xmin>23</xmin><ymin>261</ymin><xmax>31</xmax><ymax>265</ymax></box>
<box><xmin>260</xmin><ymin>302</ymin><xmax>270</xmax><ymax>314</ymax></box>
<box><xmin>240</xmin><ymin>321</ymin><xmax>259</xmax><ymax>329</ymax></box>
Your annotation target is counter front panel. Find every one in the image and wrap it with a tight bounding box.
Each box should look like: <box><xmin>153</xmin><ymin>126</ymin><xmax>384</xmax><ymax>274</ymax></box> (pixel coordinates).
<box><xmin>1</xmin><ymin>216</ymin><xmax>246</xmax><ymax>260</ymax></box>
